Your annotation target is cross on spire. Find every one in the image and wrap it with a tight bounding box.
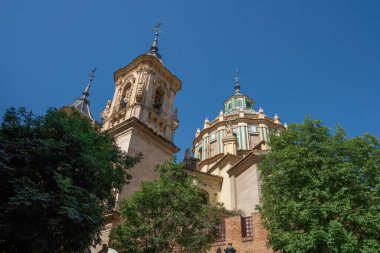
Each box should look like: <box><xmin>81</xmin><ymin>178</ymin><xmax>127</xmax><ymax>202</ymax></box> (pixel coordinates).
<box><xmin>88</xmin><ymin>67</ymin><xmax>97</xmax><ymax>83</ymax></box>
<box><xmin>151</xmin><ymin>22</ymin><xmax>162</xmax><ymax>48</ymax></box>
<box><xmin>83</xmin><ymin>67</ymin><xmax>97</xmax><ymax>97</ymax></box>
<box><xmin>153</xmin><ymin>22</ymin><xmax>163</xmax><ymax>36</ymax></box>
<box><xmin>146</xmin><ymin>22</ymin><xmax>163</xmax><ymax>60</ymax></box>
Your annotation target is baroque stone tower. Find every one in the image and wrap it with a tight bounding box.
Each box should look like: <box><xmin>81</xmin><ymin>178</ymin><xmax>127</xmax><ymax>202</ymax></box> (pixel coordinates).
<box><xmin>101</xmin><ymin>25</ymin><xmax>181</xmax><ymax>202</ymax></box>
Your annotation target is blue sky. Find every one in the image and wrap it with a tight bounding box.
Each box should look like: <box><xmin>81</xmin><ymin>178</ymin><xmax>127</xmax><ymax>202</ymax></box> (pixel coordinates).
<box><xmin>1</xmin><ymin>1</ymin><xmax>379</xmax><ymax>158</ymax></box>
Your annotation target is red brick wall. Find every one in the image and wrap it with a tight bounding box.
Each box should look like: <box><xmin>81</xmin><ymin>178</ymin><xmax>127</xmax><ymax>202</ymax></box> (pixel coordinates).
<box><xmin>210</xmin><ymin>213</ymin><xmax>274</xmax><ymax>253</ymax></box>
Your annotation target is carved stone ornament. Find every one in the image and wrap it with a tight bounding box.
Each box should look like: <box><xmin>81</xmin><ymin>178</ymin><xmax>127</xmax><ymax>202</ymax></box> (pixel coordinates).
<box><xmin>162</xmin><ymin>110</ymin><xmax>168</xmax><ymax>124</ymax></box>
<box><xmin>123</xmin><ymin>75</ymin><xmax>136</xmax><ymax>85</ymax></box>
<box><xmin>225</xmin><ymin>122</ymin><xmax>233</xmax><ymax>137</ymax></box>
<box><xmin>100</xmin><ymin>100</ymin><xmax>111</xmax><ymax>120</ymax></box>
<box><xmin>172</xmin><ymin>121</ymin><xmax>179</xmax><ymax>130</ymax></box>
<box><xmin>135</xmin><ymin>82</ymin><xmax>144</xmax><ymax>103</ymax></box>
<box><xmin>137</xmin><ymin>64</ymin><xmax>154</xmax><ymax>74</ymax></box>
<box><xmin>113</xmin><ymin>88</ymin><xmax>122</xmax><ymax>113</ymax></box>
<box><xmin>126</xmin><ymin>85</ymin><xmax>133</xmax><ymax>104</ymax></box>
<box><xmin>173</xmin><ymin>108</ymin><xmax>178</xmax><ymax>121</ymax></box>
<box><xmin>136</xmin><ymin>73</ymin><xmax>148</xmax><ymax>103</ymax></box>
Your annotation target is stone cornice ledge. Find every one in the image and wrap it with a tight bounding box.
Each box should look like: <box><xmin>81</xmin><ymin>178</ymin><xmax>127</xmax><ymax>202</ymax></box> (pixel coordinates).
<box><xmin>227</xmin><ymin>152</ymin><xmax>261</xmax><ymax>177</ymax></box>
<box><xmin>105</xmin><ymin>117</ymin><xmax>180</xmax><ymax>154</ymax></box>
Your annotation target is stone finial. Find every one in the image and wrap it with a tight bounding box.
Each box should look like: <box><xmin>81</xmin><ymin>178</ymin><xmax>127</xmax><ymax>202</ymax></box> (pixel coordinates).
<box><xmin>196</xmin><ymin>128</ymin><xmax>201</xmax><ymax>137</ymax></box>
<box><xmin>219</xmin><ymin>110</ymin><xmax>225</xmax><ymax>122</ymax></box>
<box><xmin>258</xmin><ymin>107</ymin><xmax>265</xmax><ymax>119</ymax></box>
<box><xmin>100</xmin><ymin>100</ymin><xmax>111</xmax><ymax>120</ymax></box>
<box><xmin>204</xmin><ymin>118</ymin><xmax>210</xmax><ymax>129</ymax></box>
<box><xmin>274</xmin><ymin>113</ymin><xmax>281</xmax><ymax>125</ymax></box>
<box><xmin>284</xmin><ymin>123</ymin><xmax>288</xmax><ymax>128</ymax></box>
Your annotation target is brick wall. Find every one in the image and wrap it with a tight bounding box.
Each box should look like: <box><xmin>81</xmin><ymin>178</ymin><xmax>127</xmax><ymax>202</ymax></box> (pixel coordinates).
<box><xmin>210</xmin><ymin>213</ymin><xmax>273</xmax><ymax>253</ymax></box>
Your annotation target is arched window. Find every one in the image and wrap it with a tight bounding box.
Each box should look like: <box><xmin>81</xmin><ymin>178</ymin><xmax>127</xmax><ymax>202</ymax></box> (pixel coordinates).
<box><xmin>227</xmin><ymin>102</ymin><xmax>233</xmax><ymax>110</ymax></box>
<box><xmin>199</xmin><ymin>190</ymin><xmax>209</xmax><ymax>205</ymax></box>
<box><xmin>198</xmin><ymin>147</ymin><xmax>202</xmax><ymax>160</ymax></box>
<box><xmin>153</xmin><ymin>88</ymin><xmax>164</xmax><ymax>113</ymax></box>
<box><xmin>236</xmin><ymin>99</ymin><xmax>242</xmax><ymax>107</ymax></box>
<box><xmin>120</xmin><ymin>83</ymin><xmax>131</xmax><ymax>109</ymax></box>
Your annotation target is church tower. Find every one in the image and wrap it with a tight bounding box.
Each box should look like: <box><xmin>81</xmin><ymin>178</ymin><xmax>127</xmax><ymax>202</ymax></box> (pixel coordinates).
<box><xmin>101</xmin><ymin>24</ymin><xmax>181</xmax><ymax>201</ymax></box>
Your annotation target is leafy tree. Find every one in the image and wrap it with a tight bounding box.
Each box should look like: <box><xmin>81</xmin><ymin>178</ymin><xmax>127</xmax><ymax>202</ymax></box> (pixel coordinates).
<box><xmin>0</xmin><ymin>107</ymin><xmax>141</xmax><ymax>253</ymax></box>
<box><xmin>258</xmin><ymin>116</ymin><xmax>380</xmax><ymax>253</ymax></box>
<box><xmin>110</xmin><ymin>159</ymin><xmax>219</xmax><ymax>253</ymax></box>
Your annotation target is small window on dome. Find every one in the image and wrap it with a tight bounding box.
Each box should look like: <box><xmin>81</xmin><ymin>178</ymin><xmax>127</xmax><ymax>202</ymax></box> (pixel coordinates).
<box><xmin>249</xmin><ymin>125</ymin><xmax>259</xmax><ymax>134</ymax></box>
<box><xmin>246</xmin><ymin>101</ymin><xmax>251</xmax><ymax>109</ymax></box>
<box><xmin>236</xmin><ymin>99</ymin><xmax>242</xmax><ymax>107</ymax></box>
<box><xmin>227</xmin><ymin>102</ymin><xmax>233</xmax><ymax>110</ymax></box>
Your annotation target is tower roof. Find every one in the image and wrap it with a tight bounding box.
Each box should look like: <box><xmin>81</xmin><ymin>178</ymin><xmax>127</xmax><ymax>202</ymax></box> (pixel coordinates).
<box><xmin>70</xmin><ymin>68</ymin><xmax>96</xmax><ymax>121</ymax></box>
<box><xmin>145</xmin><ymin>22</ymin><xmax>163</xmax><ymax>61</ymax></box>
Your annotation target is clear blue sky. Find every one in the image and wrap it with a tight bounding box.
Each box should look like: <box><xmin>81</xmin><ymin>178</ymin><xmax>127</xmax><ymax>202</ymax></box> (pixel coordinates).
<box><xmin>1</xmin><ymin>1</ymin><xmax>379</xmax><ymax>158</ymax></box>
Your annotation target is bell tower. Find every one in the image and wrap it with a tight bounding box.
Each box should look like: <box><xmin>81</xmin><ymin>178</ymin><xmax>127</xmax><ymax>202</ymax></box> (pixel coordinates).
<box><xmin>101</xmin><ymin>24</ymin><xmax>181</xmax><ymax>200</ymax></box>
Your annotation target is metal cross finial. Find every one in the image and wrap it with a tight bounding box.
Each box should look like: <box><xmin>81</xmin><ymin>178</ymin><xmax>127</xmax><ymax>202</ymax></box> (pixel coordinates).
<box><xmin>153</xmin><ymin>21</ymin><xmax>163</xmax><ymax>35</ymax></box>
<box><xmin>147</xmin><ymin>22</ymin><xmax>164</xmax><ymax>60</ymax></box>
<box><xmin>83</xmin><ymin>67</ymin><xmax>97</xmax><ymax>98</ymax></box>
<box><xmin>234</xmin><ymin>68</ymin><xmax>241</xmax><ymax>95</ymax></box>
<box><xmin>88</xmin><ymin>67</ymin><xmax>97</xmax><ymax>83</ymax></box>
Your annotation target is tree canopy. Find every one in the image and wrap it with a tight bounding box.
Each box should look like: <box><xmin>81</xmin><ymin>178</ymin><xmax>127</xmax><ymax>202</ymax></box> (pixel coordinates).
<box><xmin>258</xmin><ymin>116</ymin><xmax>380</xmax><ymax>253</ymax></box>
<box><xmin>110</xmin><ymin>159</ymin><xmax>219</xmax><ymax>253</ymax></box>
<box><xmin>0</xmin><ymin>107</ymin><xmax>140</xmax><ymax>253</ymax></box>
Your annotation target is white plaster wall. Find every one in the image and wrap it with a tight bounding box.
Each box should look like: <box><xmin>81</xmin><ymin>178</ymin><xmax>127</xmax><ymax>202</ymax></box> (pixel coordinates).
<box><xmin>210</xmin><ymin>164</ymin><xmax>233</xmax><ymax>210</ymax></box>
<box><xmin>235</xmin><ymin>164</ymin><xmax>260</xmax><ymax>216</ymax></box>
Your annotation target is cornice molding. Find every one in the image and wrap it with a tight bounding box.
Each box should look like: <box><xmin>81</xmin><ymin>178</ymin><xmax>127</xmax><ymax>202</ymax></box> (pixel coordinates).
<box><xmin>227</xmin><ymin>152</ymin><xmax>261</xmax><ymax>177</ymax></box>
<box><xmin>188</xmin><ymin>170</ymin><xmax>223</xmax><ymax>184</ymax></box>
<box><xmin>207</xmin><ymin>154</ymin><xmax>241</xmax><ymax>174</ymax></box>
<box><xmin>198</xmin><ymin>153</ymin><xmax>224</xmax><ymax>168</ymax></box>
<box><xmin>113</xmin><ymin>55</ymin><xmax>181</xmax><ymax>92</ymax></box>
<box><xmin>105</xmin><ymin>117</ymin><xmax>179</xmax><ymax>154</ymax></box>
<box><xmin>193</xmin><ymin>117</ymin><xmax>285</xmax><ymax>145</ymax></box>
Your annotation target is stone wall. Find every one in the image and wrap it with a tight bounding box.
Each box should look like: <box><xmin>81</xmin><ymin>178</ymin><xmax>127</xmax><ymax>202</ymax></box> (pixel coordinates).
<box><xmin>116</xmin><ymin>127</ymin><xmax>174</xmax><ymax>202</ymax></box>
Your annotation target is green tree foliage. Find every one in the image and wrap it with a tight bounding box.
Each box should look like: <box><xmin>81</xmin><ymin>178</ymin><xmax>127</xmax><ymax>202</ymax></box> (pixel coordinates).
<box><xmin>110</xmin><ymin>159</ymin><xmax>219</xmax><ymax>253</ymax></box>
<box><xmin>0</xmin><ymin>107</ymin><xmax>141</xmax><ymax>253</ymax></box>
<box><xmin>258</xmin><ymin>116</ymin><xmax>380</xmax><ymax>253</ymax></box>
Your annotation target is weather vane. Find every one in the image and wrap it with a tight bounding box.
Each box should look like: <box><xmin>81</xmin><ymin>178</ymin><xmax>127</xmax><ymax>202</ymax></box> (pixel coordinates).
<box><xmin>235</xmin><ymin>68</ymin><xmax>239</xmax><ymax>84</ymax></box>
<box><xmin>153</xmin><ymin>21</ymin><xmax>163</xmax><ymax>35</ymax></box>
<box><xmin>88</xmin><ymin>67</ymin><xmax>97</xmax><ymax>83</ymax></box>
